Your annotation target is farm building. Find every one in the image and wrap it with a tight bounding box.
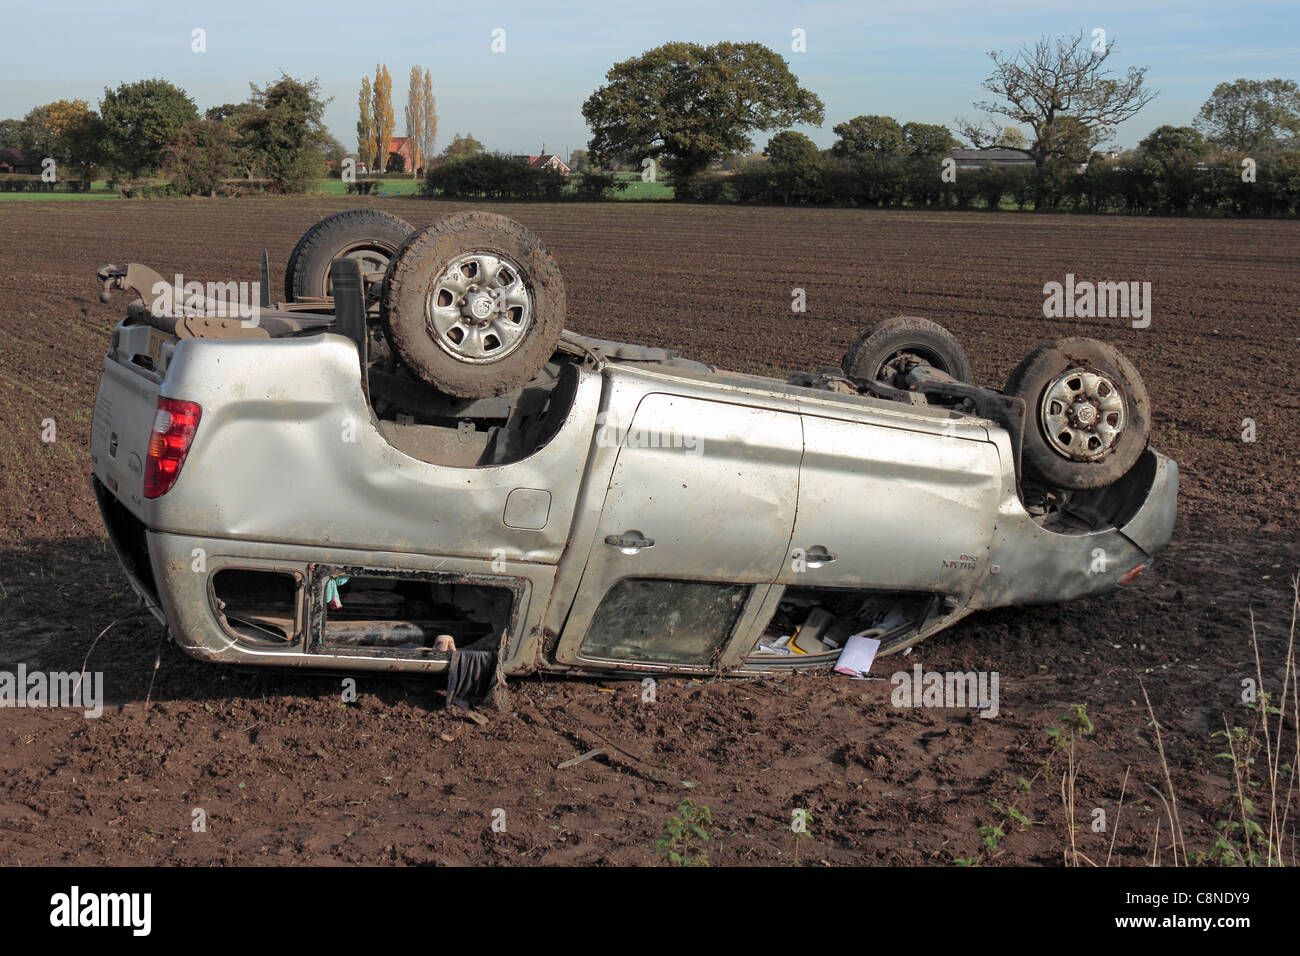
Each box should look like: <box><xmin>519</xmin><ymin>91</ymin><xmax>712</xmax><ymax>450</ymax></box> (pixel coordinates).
<box><xmin>387</xmin><ymin>136</ymin><xmax>419</xmax><ymax>174</ymax></box>
<box><xmin>950</xmin><ymin>148</ymin><xmax>1036</xmax><ymax>170</ymax></box>
<box><xmin>0</xmin><ymin>148</ymin><xmax>40</xmax><ymax>175</ymax></box>
<box><xmin>510</xmin><ymin>150</ymin><xmax>571</xmax><ymax>175</ymax></box>
<box><xmin>531</xmin><ymin>153</ymin><xmax>570</xmax><ymax>175</ymax></box>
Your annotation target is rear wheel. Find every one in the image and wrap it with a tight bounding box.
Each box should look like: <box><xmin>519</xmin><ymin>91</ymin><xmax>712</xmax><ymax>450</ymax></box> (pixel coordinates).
<box><xmin>284</xmin><ymin>209</ymin><xmax>415</xmax><ymax>302</ymax></box>
<box><xmin>842</xmin><ymin>316</ymin><xmax>973</xmax><ymax>385</ymax></box>
<box><xmin>1005</xmin><ymin>337</ymin><xmax>1151</xmax><ymax>490</ymax></box>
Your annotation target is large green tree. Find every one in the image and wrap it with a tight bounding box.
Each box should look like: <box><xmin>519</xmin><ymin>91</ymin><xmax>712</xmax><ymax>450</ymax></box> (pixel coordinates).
<box><xmin>582</xmin><ymin>41</ymin><xmax>824</xmax><ymax>179</ymax></box>
<box><xmin>206</xmin><ymin>102</ymin><xmax>261</xmax><ymax>178</ymax></box>
<box><xmin>831</xmin><ymin>115</ymin><xmax>904</xmax><ymax>158</ymax></box>
<box><xmin>163</xmin><ymin>120</ymin><xmax>236</xmax><ymax>196</ymax></box>
<box><xmin>959</xmin><ymin>31</ymin><xmax>1156</xmax><ymax>169</ymax></box>
<box><xmin>765</xmin><ymin>130</ymin><xmax>819</xmax><ymax>167</ymax></box>
<box><xmin>244</xmin><ymin>74</ymin><xmax>331</xmax><ymax>192</ymax></box>
<box><xmin>902</xmin><ymin>121</ymin><xmax>959</xmax><ymax>158</ymax></box>
<box><xmin>100</xmin><ymin>79</ymin><xmax>199</xmax><ymax>178</ymax></box>
<box><xmin>0</xmin><ymin>118</ymin><xmax>23</xmax><ymax>146</ymax></box>
<box><xmin>1195</xmin><ymin>78</ymin><xmax>1300</xmax><ymax>155</ymax></box>
<box><xmin>13</xmin><ymin>100</ymin><xmax>105</xmax><ymax>178</ymax></box>
<box><xmin>439</xmin><ymin>132</ymin><xmax>486</xmax><ymax>163</ymax></box>
<box><xmin>1138</xmin><ymin>125</ymin><xmax>1210</xmax><ymax>166</ymax></box>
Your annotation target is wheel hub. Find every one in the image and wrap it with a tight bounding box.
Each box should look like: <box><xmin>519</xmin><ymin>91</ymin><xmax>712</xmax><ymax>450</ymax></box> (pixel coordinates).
<box><xmin>425</xmin><ymin>251</ymin><xmax>533</xmax><ymax>363</ymax></box>
<box><xmin>1041</xmin><ymin>367</ymin><xmax>1125</xmax><ymax>461</ymax></box>
<box><xmin>467</xmin><ymin>292</ymin><xmax>496</xmax><ymax>323</ymax></box>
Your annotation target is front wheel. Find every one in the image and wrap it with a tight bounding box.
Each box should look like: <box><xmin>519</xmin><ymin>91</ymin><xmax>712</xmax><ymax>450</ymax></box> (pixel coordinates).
<box><xmin>842</xmin><ymin>316</ymin><xmax>973</xmax><ymax>385</ymax></box>
<box><xmin>1005</xmin><ymin>337</ymin><xmax>1151</xmax><ymax>490</ymax></box>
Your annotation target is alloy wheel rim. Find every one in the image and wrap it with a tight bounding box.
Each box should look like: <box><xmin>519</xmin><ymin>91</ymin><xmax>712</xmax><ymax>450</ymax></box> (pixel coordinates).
<box><xmin>1040</xmin><ymin>366</ymin><xmax>1126</xmax><ymax>461</ymax></box>
<box><xmin>424</xmin><ymin>251</ymin><xmax>533</xmax><ymax>363</ymax></box>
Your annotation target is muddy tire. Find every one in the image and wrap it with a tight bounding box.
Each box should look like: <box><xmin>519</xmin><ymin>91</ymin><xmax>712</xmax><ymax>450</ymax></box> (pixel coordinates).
<box><xmin>284</xmin><ymin>209</ymin><xmax>415</xmax><ymax>302</ymax></box>
<box><xmin>1005</xmin><ymin>337</ymin><xmax>1151</xmax><ymax>490</ymax></box>
<box><xmin>380</xmin><ymin>212</ymin><xmax>566</xmax><ymax>398</ymax></box>
<box><xmin>842</xmin><ymin>316</ymin><xmax>973</xmax><ymax>385</ymax></box>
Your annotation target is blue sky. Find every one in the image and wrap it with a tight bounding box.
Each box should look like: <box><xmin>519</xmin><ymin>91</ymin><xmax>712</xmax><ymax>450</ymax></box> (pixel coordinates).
<box><xmin>1</xmin><ymin>0</ymin><xmax>1295</xmax><ymax>157</ymax></box>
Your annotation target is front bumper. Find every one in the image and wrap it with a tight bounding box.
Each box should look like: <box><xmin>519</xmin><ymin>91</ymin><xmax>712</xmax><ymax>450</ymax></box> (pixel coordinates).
<box><xmin>971</xmin><ymin>449</ymin><xmax>1178</xmax><ymax>609</ymax></box>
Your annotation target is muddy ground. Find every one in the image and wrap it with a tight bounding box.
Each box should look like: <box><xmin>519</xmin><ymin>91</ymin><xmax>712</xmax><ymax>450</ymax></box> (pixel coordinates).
<box><xmin>0</xmin><ymin>199</ymin><xmax>1297</xmax><ymax>865</ymax></box>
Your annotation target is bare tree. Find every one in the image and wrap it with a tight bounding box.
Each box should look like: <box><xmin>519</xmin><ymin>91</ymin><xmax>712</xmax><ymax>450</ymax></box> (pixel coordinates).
<box><xmin>958</xmin><ymin>31</ymin><xmax>1156</xmax><ymax>168</ymax></box>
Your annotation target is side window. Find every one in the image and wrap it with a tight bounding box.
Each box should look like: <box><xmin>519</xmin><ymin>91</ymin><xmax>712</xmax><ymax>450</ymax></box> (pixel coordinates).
<box><xmin>580</xmin><ymin>578</ymin><xmax>749</xmax><ymax>665</ymax></box>
<box><xmin>310</xmin><ymin>568</ymin><xmax>521</xmax><ymax>659</ymax></box>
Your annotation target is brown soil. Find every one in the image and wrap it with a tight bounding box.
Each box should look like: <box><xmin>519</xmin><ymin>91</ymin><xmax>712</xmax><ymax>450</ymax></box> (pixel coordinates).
<box><xmin>1</xmin><ymin>199</ymin><xmax>1297</xmax><ymax>866</ymax></box>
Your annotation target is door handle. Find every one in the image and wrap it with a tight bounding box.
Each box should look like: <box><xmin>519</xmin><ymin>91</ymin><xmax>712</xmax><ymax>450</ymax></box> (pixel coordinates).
<box><xmin>801</xmin><ymin>546</ymin><xmax>837</xmax><ymax>569</ymax></box>
<box><xmin>606</xmin><ymin>531</ymin><xmax>654</xmax><ymax>554</ymax></box>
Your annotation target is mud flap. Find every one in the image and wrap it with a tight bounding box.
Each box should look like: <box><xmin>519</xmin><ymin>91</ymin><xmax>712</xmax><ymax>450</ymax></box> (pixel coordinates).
<box><xmin>446</xmin><ymin>629</ymin><xmax>510</xmax><ymax>714</ymax></box>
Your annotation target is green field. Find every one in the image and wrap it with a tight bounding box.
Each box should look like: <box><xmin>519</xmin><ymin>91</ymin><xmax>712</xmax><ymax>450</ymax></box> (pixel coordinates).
<box><xmin>312</xmin><ymin>177</ymin><xmax>422</xmax><ymax>197</ymax></box>
<box><xmin>611</xmin><ymin>178</ymin><xmax>675</xmax><ymax>200</ymax></box>
<box><xmin>0</xmin><ymin>175</ymin><xmax>676</xmax><ymax>201</ymax></box>
<box><xmin>0</xmin><ymin>182</ymin><xmax>119</xmax><ymax>200</ymax></box>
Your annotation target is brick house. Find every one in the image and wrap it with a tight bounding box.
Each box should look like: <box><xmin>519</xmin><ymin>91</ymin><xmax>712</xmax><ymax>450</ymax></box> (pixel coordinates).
<box><xmin>388</xmin><ymin>136</ymin><xmax>420</xmax><ymax>174</ymax></box>
<box><xmin>509</xmin><ymin>149</ymin><xmax>571</xmax><ymax>176</ymax></box>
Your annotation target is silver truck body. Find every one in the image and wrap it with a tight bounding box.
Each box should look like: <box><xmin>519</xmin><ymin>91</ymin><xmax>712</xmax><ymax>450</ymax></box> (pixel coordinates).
<box><xmin>91</xmin><ymin>318</ymin><xmax>1177</xmax><ymax>678</ymax></box>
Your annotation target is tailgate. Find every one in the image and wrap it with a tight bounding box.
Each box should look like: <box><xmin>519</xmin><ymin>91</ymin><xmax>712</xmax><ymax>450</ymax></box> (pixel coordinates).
<box><xmin>90</xmin><ymin>322</ymin><xmax>177</xmax><ymax>518</ymax></box>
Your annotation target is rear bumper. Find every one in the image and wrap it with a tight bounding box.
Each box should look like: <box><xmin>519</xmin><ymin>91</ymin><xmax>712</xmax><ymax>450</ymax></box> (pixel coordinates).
<box><xmin>93</xmin><ymin>475</ymin><xmax>166</xmax><ymax>626</ymax></box>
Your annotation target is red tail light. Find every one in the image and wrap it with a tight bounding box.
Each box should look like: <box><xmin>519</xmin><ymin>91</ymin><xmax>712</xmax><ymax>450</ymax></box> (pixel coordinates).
<box><xmin>1118</xmin><ymin>563</ymin><xmax>1146</xmax><ymax>586</ymax></box>
<box><xmin>144</xmin><ymin>397</ymin><xmax>202</xmax><ymax>498</ymax></box>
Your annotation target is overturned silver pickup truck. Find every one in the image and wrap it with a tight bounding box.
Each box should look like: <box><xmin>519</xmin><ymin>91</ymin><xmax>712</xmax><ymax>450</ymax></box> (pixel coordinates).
<box><xmin>91</xmin><ymin>210</ymin><xmax>1176</xmax><ymax>684</ymax></box>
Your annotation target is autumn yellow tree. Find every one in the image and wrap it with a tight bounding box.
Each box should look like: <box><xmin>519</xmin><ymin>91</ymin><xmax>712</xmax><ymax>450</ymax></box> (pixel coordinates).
<box><xmin>419</xmin><ymin>69</ymin><xmax>437</xmax><ymax>176</ymax></box>
<box><xmin>372</xmin><ymin>64</ymin><xmax>394</xmax><ymax>173</ymax></box>
<box><xmin>403</xmin><ymin>67</ymin><xmax>438</xmax><ymax>178</ymax></box>
<box><xmin>356</xmin><ymin>75</ymin><xmax>374</xmax><ymax>172</ymax></box>
<box><xmin>20</xmin><ymin>99</ymin><xmax>106</xmax><ymax>179</ymax></box>
<box><xmin>404</xmin><ymin>67</ymin><xmax>423</xmax><ymax>179</ymax></box>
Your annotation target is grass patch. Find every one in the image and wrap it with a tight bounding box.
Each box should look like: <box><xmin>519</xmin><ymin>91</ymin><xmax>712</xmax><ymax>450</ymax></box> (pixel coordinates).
<box><xmin>0</xmin><ymin>183</ymin><xmax>119</xmax><ymax>201</ymax></box>
<box><xmin>312</xmin><ymin>178</ymin><xmax>421</xmax><ymax>197</ymax></box>
<box><xmin>610</xmin><ymin>178</ymin><xmax>675</xmax><ymax>200</ymax></box>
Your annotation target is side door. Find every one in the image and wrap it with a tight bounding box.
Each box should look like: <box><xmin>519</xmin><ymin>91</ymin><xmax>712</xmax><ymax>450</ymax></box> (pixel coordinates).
<box><xmin>554</xmin><ymin>392</ymin><xmax>803</xmax><ymax>670</ymax></box>
<box><xmin>778</xmin><ymin>413</ymin><xmax>1002</xmax><ymax>593</ymax></box>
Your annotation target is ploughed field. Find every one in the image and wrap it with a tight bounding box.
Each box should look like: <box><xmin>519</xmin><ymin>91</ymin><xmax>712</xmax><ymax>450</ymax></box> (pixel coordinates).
<box><xmin>0</xmin><ymin>198</ymin><xmax>1297</xmax><ymax>866</ymax></box>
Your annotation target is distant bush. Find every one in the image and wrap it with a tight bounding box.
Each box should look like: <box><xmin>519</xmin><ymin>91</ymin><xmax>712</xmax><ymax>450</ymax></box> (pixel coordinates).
<box><xmin>0</xmin><ymin>175</ymin><xmax>56</xmax><ymax>193</ymax></box>
<box><xmin>572</xmin><ymin>171</ymin><xmax>629</xmax><ymax>200</ymax></box>
<box><xmin>670</xmin><ymin>150</ymin><xmax>1300</xmax><ymax>217</ymax></box>
<box><xmin>423</xmin><ymin>153</ymin><xmax>567</xmax><ymax>200</ymax></box>
<box><xmin>671</xmin><ymin>172</ymin><xmax>735</xmax><ymax>203</ymax></box>
<box><xmin>118</xmin><ymin>181</ymin><xmax>179</xmax><ymax>199</ymax></box>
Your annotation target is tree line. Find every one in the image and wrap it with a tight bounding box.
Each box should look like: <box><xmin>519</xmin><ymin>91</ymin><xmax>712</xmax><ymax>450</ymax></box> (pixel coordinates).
<box><xmin>1</xmin><ymin>74</ymin><xmax>337</xmax><ymax>195</ymax></box>
<box><xmin>573</xmin><ymin>36</ymin><xmax>1300</xmax><ymax>216</ymax></box>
